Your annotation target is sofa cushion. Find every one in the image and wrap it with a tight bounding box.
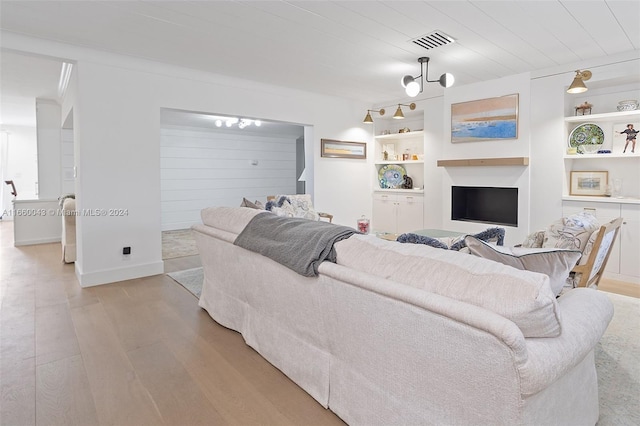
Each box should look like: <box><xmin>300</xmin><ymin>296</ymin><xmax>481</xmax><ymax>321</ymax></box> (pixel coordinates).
<box><xmin>465</xmin><ymin>236</ymin><xmax>582</xmax><ymax>296</ymax></box>
<box><xmin>335</xmin><ymin>235</ymin><xmax>561</xmax><ymax>338</ymax></box>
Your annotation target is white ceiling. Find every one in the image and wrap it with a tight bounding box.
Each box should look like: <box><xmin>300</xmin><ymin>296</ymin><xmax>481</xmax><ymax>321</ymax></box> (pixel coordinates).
<box><xmin>1</xmin><ymin>0</ymin><xmax>639</xmax><ymax>127</ymax></box>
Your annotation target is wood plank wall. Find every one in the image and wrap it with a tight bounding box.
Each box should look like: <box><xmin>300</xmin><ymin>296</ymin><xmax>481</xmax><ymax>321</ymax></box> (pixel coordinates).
<box><xmin>160</xmin><ymin>127</ymin><xmax>298</xmax><ymax>230</ymax></box>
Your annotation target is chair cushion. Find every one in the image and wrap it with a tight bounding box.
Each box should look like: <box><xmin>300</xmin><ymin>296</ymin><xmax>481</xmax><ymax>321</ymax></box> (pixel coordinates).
<box><xmin>465</xmin><ymin>236</ymin><xmax>582</xmax><ymax>296</ymax></box>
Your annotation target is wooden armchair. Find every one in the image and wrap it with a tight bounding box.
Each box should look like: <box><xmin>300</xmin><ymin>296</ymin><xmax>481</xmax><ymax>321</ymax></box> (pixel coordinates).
<box><xmin>570</xmin><ymin>217</ymin><xmax>623</xmax><ymax>288</ymax></box>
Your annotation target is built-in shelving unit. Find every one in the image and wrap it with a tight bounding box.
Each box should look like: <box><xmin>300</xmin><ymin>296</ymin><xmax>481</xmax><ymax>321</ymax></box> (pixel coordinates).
<box><xmin>372</xmin><ymin>117</ymin><xmax>425</xmax><ymax>233</ymax></box>
<box><xmin>436</xmin><ymin>157</ymin><xmax>529</xmax><ymax>167</ymax></box>
<box><xmin>562</xmin><ymin>92</ymin><xmax>640</xmax><ymax>283</ymax></box>
<box><xmin>373</xmin><ymin>129</ymin><xmax>425</xmax><ymax>191</ymax></box>
<box><xmin>565</xmin><ymin>109</ymin><xmax>640</xmax><ymax>123</ymax></box>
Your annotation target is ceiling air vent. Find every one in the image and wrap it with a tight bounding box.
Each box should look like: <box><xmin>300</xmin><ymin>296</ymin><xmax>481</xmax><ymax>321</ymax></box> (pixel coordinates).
<box><xmin>411</xmin><ymin>30</ymin><xmax>455</xmax><ymax>50</ymax></box>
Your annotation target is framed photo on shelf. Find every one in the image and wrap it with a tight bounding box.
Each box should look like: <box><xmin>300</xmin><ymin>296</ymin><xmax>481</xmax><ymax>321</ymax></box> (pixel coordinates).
<box><xmin>321</xmin><ymin>139</ymin><xmax>366</xmax><ymax>159</ymax></box>
<box><xmin>612</xmin><ymin>122</ymin><xmax>639</xmax><ymax>154</ymax></box>
<box><xmin>570</xmin><ymin>171</ymin><xmax>608</xmax><ymax>196</ymax></box>
<box><xmin>451</xmin><ymin>94</ymin><xmax>518</xmax><ymax>143</ymax></box>
<box><xmin>382</xmin><ymin>143</ymin><xmax>396</xmax><ymax>159</ymax></box>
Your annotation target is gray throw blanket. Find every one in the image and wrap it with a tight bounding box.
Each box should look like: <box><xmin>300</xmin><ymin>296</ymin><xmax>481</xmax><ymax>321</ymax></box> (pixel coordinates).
<box><xmin>234</xmin><ymin>212</ymin><xmax>358</xmax><ymax>277</ymax></box>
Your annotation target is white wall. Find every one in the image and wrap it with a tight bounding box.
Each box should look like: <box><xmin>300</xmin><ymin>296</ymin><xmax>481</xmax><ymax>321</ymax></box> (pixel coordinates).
<box><xmin>160</xmin><ymin>126</ymin><xmax>299</xmax><ymax>230</ymax></box>
<box><xmin>440</xmin><ymin>73</ymin><xmax>532</xmax><ymax>245</ymax></box>
<box><xmin>1</xmin><ymin>125</ymin><xmax>39</xmax><ymax>207</ymax></box>
<box><xmin>2</xmin><ymin>32</ymin><xmax>371</xmax><ymax>286</ymax></box>
<box><xmin>60</xmin><ymin>128</ymin><xmax>75</xmax><ymax>195</ymax></box>
<box><xmin>36</xmin><ymin>99</ymin><xmax>62</xmax><ymax>199</ymax></box>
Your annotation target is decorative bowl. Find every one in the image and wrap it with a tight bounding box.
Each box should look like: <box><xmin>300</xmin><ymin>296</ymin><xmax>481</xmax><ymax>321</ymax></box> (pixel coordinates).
<box><xmin>616</xmin><ymin>100</ymin><xmax>639</xmax><ymax>111</ymax></box>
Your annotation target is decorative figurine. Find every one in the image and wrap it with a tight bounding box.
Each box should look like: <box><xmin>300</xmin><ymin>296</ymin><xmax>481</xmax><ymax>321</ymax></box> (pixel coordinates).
<box><xmin>620</xmin><ymin>124</ymin><xmax>638</xmax><ymax>153</ymax></box>
<box><xmin>383</xmin><ymin>150</ymin><xmax>388</xmax><ymax>161</ymax></box>
<box><xmin>401</xmin><ymin>175</ymin><xmax>413</xmax><ymax>189</ymax></box>
<box><xmin>575</xmin><ymin>101</ymin><xmax>593</xmax><ymax>116</ymax></box>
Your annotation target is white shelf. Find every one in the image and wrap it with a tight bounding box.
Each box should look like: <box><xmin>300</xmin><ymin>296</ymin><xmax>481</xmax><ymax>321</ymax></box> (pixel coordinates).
<box><xmin>375</xmin><ymin>160</ymin><xmax>424</xmax><ymax>165</ymax></box>
<box><xmin>564</xmin><ymin>153</ymin><xmax>640</xmax><ymax>159</ymax></box>
<box><xmin>374</xmin><ymin>188</ymin><xmax>424</xmax><ymax>194</ymax></box>
<box><xmin>565</xmin><ymin>110</ymin><xmax>640</xmax><ymax>123</ymax></box>
<box><xmin>374</xmin><ymin>130</ymin><xmax>424</xmax><ymax>140</ymax></box>
<box><xmin>562</xmin><ymin>195</ymin><xmax>640</xmax><ymax>205</ymax></box>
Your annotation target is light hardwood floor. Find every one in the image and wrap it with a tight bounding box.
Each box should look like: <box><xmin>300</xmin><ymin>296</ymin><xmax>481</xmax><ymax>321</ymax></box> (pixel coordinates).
<box><xmin>0</xmin><ymin>221</ymin><xmax>344</xmax><ymax>426</ymax></box>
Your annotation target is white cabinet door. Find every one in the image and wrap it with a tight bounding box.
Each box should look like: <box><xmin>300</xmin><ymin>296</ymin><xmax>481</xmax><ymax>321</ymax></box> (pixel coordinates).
<box><xmin>396</xmin><ymin>195</ymin><xmax>424</xmax><ymax>233</ymax></box>
<box><xmin>373</xmin><ymin>192</ymin><xmax>424</xmax><ymax>234</ymax></box>
<box><xmin>373</xmin><ymin>193</ymin><xmax>397</xmax><ymax>233</ymax></box>
<box><xmin>620</xmin><ymin>205</ymin><xmax>640</xmax><ymax>278</ymax></box>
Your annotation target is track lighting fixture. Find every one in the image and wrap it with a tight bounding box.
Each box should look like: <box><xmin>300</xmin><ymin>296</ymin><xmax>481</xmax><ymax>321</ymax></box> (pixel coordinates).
<box><xmin>210</xmin><ymin>115</ymin><xmax>261</xmax><ymax>129</ymax></box>
<box><xmin>401</xmin><ymin>57</ymin><xmax>454</xmax><ymax>97</ymax></box>
<box><xmin>393</xmin><ymin>103</ymin><xmax>416</xmax><ymax>119</ymax></box>
<box><xmin>363</xmin><ymin>108</ymin><xmax>386</xmax><ymax>123</ymax></box>
<box><xmin>566</xmin><ymin>70</ymin><xmax>592</xmax><ymax>94</ymax></box>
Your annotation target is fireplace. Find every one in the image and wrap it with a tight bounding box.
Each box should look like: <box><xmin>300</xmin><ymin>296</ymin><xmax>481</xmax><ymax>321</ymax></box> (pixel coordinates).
<box><xmin>451</xmin><ymin>186</ymin><xmax>518</xmax><ymax>227</ymax></box>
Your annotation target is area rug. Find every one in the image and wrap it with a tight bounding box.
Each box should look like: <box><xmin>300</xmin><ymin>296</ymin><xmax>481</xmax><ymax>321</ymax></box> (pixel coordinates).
<box><xmin>166</xmin><ymin>268</ymin><xmax>639</xmax><ymax>424</ymax></box>
<box><xmin>162</xmin><ymin>229</ymin><xmax>198</xmax><ymax>259</ymax></box>
<box><xmin>167</xmin><ymin>267</ymin><xmax>203</xmax><ymax>298</ymax></box>
<box><xmin>596</xmin><ymin>291</ymin><xmax>640</xmax><ymax>426</ymax></box>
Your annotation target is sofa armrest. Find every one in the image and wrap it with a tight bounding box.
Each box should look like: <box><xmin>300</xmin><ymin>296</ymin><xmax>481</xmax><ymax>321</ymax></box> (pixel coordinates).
<box><xmin>518</xmin><ymin>288</ymin><xmax>613</xmax><ymax>395</ymax></box>
<box><xmin>192</xmin><ymin>224</ymin><xmax>237</xmax><ymax>243</ymax></box>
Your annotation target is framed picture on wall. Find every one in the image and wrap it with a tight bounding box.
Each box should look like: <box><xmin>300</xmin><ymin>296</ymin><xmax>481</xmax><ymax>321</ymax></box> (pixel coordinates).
<box><xmin>570</xmin><ymin>171</ymin><xmax>608</xmax><ymax>196</ymax></box>
<box><xmin>451</xmin><ymin>94</ymin><xmax>519</xmax><ymax>143</ymax></box>
<box><xmin>321</xmin><ymin>139</ymin><xmax>367</xmax><ymax>159</ymax></box>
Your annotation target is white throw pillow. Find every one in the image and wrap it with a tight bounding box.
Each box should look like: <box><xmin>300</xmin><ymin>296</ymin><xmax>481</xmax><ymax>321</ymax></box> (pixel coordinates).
<box><xmin>465</xmin><ymin>236</ymin><xmax>582</xmax><ymax>296</ymax></box>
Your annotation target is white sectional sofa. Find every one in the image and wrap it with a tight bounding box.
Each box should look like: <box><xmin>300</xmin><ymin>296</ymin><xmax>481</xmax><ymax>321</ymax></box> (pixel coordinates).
<box><xmin>192</xmin><ymin>207</ymin><xmax>614</xmax><ymax>425</ymax></box>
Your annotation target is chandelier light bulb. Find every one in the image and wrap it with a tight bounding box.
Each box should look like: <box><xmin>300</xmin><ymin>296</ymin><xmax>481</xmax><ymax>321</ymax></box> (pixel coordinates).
<box><xmin>401</xmin><ymin>75</ymin><xmax>414</xmax><ymax>88</ymax></box>
<box><xmin>440</xmin><ymin>73</ymin><xmax>455</xmax><ymax>88</ymax></box>
<box><xmin>405</xmin><ymin>81</ymin><xmax>420</xmax><ymax>97</ymax></box>
<box><xmin>215</xmin><ymin>120</ymin><xmax>222</xmax><ymax>127</ymax></box>
<box><xmin>254</xmin><ymin>120</ymin><xmax>261</xmax><ymax>127</ymax></box>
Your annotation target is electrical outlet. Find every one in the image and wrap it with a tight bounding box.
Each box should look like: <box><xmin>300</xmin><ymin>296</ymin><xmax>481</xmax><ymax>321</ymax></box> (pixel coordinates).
<box><xmin>122</xmin><ymin>246</ymin><xmax>131</xmax><ymax>255</ymax></box>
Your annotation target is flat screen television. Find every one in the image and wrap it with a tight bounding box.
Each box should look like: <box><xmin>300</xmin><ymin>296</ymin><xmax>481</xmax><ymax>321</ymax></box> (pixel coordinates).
<box><xmin>451</xmin><ymin>186</ymin><xmax>518</xmax><ymax>227</ymax></box>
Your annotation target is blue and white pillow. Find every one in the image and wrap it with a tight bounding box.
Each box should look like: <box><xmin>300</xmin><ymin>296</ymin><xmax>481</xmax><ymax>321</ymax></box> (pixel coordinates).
<box><xmin>397</xmin><ymin>227</ymin><xmax>505</xmax><ymax>251</ymax></box>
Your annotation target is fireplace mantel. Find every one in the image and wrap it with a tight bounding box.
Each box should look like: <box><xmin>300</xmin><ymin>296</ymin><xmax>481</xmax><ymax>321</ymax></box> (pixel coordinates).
<box><xmin>437</xmin><ymin>157</ymin><xmax>529</xmax><ymax>167</ymax></box>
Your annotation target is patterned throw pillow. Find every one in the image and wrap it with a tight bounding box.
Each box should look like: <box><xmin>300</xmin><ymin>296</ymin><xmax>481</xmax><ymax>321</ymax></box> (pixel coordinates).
<box><xmin>543</xmin><ymin>212</ymin><xmax>599</xmax><ymax>252</ymax></box>
<box><xmin>240</xmin><ymin>197</ymin><xmax>263</xmax><ymax>209</ymax></box>
<box><xmin>521</xmin><ymin>230</ymin><xmax>545</xmax><ymax>248</ymax></box>
<box><xmin>397</xmin><ymin>227</ymin><xmax>505</xmax><ymax>251</ymax></box>
<box><xmin>283</xmin><ymin>194</ymin><xmax>320</xmax><ymax>221</ymax></box>
<box><xmin>396</xmin><ymin>233</ymin><xmax>449</xmax><ymax>249</ymax></box>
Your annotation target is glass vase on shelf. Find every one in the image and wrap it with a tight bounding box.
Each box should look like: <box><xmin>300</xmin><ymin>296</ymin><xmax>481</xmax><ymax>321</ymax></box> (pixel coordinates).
<box><xmin>612</xmin><ymin>178</ymin><xmax>623</xmax><ymax>198</ymax></box>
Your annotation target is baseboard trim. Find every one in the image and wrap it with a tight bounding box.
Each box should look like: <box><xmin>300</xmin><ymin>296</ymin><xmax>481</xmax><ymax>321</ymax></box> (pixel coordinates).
<box><xmin>75</xmin><ymin>260</ymin><xmax>165</xmax><ymax>288</ymax></box>
<box><xmin>14</xmin><ymin>237</ymin><xmax>61</xmax><ymax>246</ymax></box>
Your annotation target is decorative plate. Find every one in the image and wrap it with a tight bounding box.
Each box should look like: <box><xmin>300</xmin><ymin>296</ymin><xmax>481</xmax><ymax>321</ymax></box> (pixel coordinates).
<box><xmin>569</xmin><ymin>123</ymin><xmax>605</xmax><ymax>148</ymax></box>
<box><xmin>378</xmin><ymin>164</ymin><xmax>406</xmax><ymax>189</ymax></box>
